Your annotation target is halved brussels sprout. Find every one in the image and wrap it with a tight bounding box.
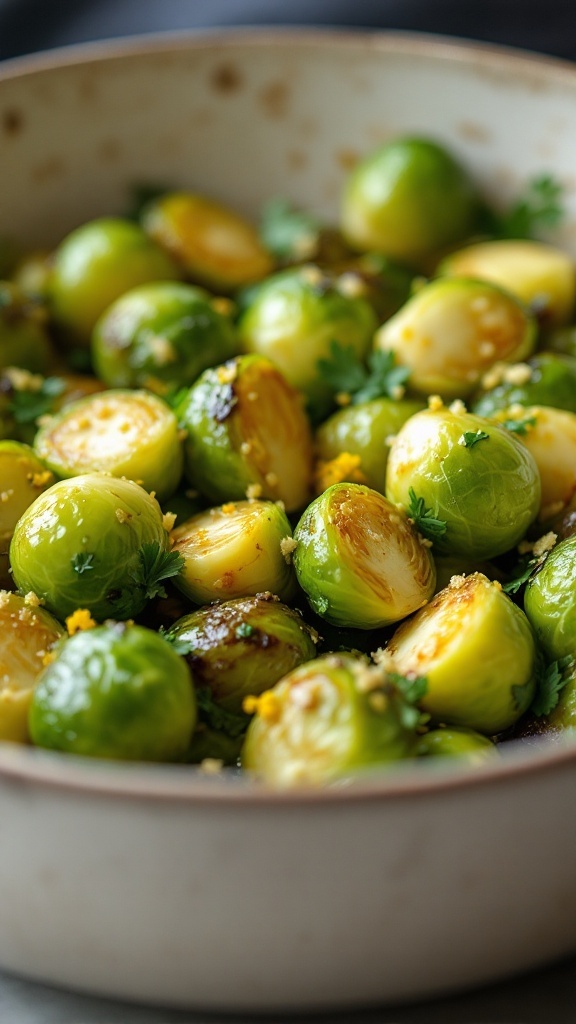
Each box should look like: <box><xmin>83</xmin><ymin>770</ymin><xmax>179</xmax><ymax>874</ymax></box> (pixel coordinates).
<box><xmin>374</xmin><ymin>277</ymin><xmax>536</xmax><ymax>399</ymax></box>
<box><xmin>177</xmin><ymin>353</ymin><xmax>313</xmax><ymax>513</ymax></box>
<box><xmin>524</xmin><ymin>535</ymin><xmax>576</xmax><ymax>660</ymax></box>
<box><xmin>385</xmin><ymin>405</ymin><xmax>541</xmax><ymax>559</ymax></box>
<box><xmin>340</xmin><ymin>137</ymin><xmax>480</xmax><ymax>266</ymax></box>
<box><xmin>49</xmin><ymin>217</ymin><xmax>181</xmax><ymax>346</ymax></box>
<box><xmin>415</xmin><ymin>727</ymin><xmax>497</xmax><ymax>763</ymax></box>
<box><xmin>10</xmin><ymin>474</ymin><xmax>174</xmax><ymax>621</ymax></box>
<box><xmin>237</xmin><ymin>265</ymin><xmax>377</xmax><ymax>415</ymax></box>
<box><xmin>34</xmin><ymin>389</ymin><xmax>183</xmax><ymax>501</ymax></box>
<box><xmin>29</xmin><ymin>621</ymin><xmax>196</xmax><ymax>761</ymax></box>
<box><xmin>439</xmin><ymin>239</ymin><xmax>576</xmax><ymax>328</ymax></box>
<box><xmin>141</xmin><ymin>191</ymin><xmax>274</xmax><ymax>292</ymax></box>
<box><xmin>241</xmin><ymin>654</ymin><xmax>420</xmax><ymax>786</ymax></box>
<box><xmin>497</xmin><ymin>405</ymin><xmax>576</xmax><ymax>520</ymax></box>
<box><xmin>92</xmin><ymin>281</ymin><xmax>239</xmax><ymax>392</ymax></box>
<box><xmin>0</xmin><ymin>281</ymin><xmax>55</xmax><ymax>374</ymax></box>
<box><xmin>387</xmin><ymin>573</ymin><xmax>537</xmax><ymax>734</ymax></box>
<box><xmin>171</xmin><ymin>500</ymin><xmax>297</xmax><ymax>605</ymax></box>
<box><xmin>0</xmin><ymin>440</ymin><xmax>54</xmax><ymax>587</ymax></box>
<box><xmin>293</xmin><ymin>482</ymin><xmax>436</xmax><ymax>629</ymax></box>
<box><xmin>472</xmin><ymin>353</ymin><xmax>576</xmax><ymax>418</ymax></box>
<box><xmin>0</xmin><ymin>590</ymin><xmax>64</xmax><ymax>743</ymax></box>
<box><xmin>168</xmin><ymin>595</ymin><xmax>318</xmax><ymax>715</ymax></box>
<box><xmin>315</xmin><ymin>396</ymin><xmax>425</xmax><ymax>495</ymax></box>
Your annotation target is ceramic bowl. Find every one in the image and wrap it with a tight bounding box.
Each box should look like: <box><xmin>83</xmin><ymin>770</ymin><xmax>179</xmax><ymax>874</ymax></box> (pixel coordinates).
<box><xmin>1</xmin><ymin>29</ymin><xmax>576</xmax><ymax>1013</ymax></box>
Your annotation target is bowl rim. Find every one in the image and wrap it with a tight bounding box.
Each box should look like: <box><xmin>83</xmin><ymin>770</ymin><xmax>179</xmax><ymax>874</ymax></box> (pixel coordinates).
<box><xmin>2</xmin><ymin>25</ymin><xmax>576</xmax><ymax>805</ymax></box>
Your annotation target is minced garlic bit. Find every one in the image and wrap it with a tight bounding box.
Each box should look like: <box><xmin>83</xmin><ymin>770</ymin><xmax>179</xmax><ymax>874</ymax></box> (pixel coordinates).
<box><xmin>314</xmin><ymin>452</ymin><xmax>366</xmax><ymax>494</ymax></box>
<box><xmin>280</xmin><ymin>536</ymin><xmax>298</xmax><ymax>564</ymax></box>
<box><xmin>265</xmin><ymin>472</ymin><xmax>278</xmax><ymax>488</ymax></box>
<box><xmin>4</xmin><ymin>367</ymin><xmax>44</xmax><ymax>391</ymax></box>
<box><xmin>0</xmin><ymin>592</ymin><xmax>10</xmax><ymax>609</ymax></box>
<box><xmin>216</xmin><ymin>362</ymin><xmax>237</xmax><ymax>385</ymax></box>
<box><xmin>30</xmin><ymin>470</ymin><xmax>54</xmax><ymax>488</ymax></box>
<box><xmin>352</xmin><ymin>660</ymin><xmax>387</xmax><ymax>694</ymax></box>
<box><xmin>162</xmin><ymin>511</ymin><xmax>177</xmax><ymax>532</ymax></box>
<box><xmin>242</xmin><ymin>690</ymin><xmax>281</xmax><ymax>723</ymax></box>
<box><xmin>247</xmin><ymin>390</ymin><xmax>258</xmax><ymax>402</ymax></box>
<box><xmin>246</xmin><ymin>483</ymin><xmax>262</xmax><ymax>500</ymax></box>
<box><xmin>0</xmin><ymin>490</ymin><xmax>13</xmax><ymax>503</ymax></box>
<box><xmin>519</xmin><ymin>531</ymin><xmax>557</xmax><ymax>559</ymax></box>
<box><xmin>240</xmin><ymin>441</ymin><xmax>252</xmax><ymax>456</ymax></box>
<box><xmin>23</xmin><ymin>591</ymin><xmax>42</xmax><ymax>608</ymax></box>
<box><xmin>427</xmin><ymin>394</ymin><xmax>444</xmax><ymax>411</ymax></box>
<box><xmin>336</xmin><ymin>272</ymin><xmax>368</xmax><ymax>299</ymax></box>
<box><xmin>371</xmin><ymin>648</ymin><xmax>397</xmax><ymax>673</ymax></box>
<box><xmin>221</xmin><ymin>502</ymin><xmax>236</xmax><ymax>515</ymax></box>
<box><xmin>115</xmin><ymin>508</ymin><xmax>132</xmax><ymax>524</ymax></box>
<box><xmin>449</xmin><ymin>399</ymin><xmax>467</xmax><ymax>416</ymax></box>
<box><xmin>211</xmin><ymin>297</ymin><xmax>235</xmax><ymax>317</ymax></box>
<box><xmin>198</xmin><ymin>757</ymin><xmax>224</xmax><ymax>776</ymax></box>
<box><xmin>502</xmin><ymin>363</ymin><xmax>532</xmax><ymax>386</ymax></box>
<box><xmin>300</xmin><ymin>264</ymin><xmax>324</xmax><ymax>287</ymax></box>
<box><xmin>65</xmin><ymin>608</ymin><xmax>97</xmax><ymax>635</ymax></box>
<box><xmin>335</xmin><ymin>391</ymin><xmax>352</xmax><ymax>407</ymax></box>
<box><xmin>42</xmin><ymin>650</ymin><xmax>56</xmax><ymax>667</ymax></box>
<box><xmin>480</xmin><ymin>361</ymin><xmax>507</xmax><ymax>390</ymax></box>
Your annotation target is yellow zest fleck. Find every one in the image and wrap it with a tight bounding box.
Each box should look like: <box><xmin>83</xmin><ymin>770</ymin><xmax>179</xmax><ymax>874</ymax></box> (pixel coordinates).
<box><xmin>0</xmin><ymin>490</ymin><xmax>13</xmax><ymax>503</ymax></box>
<box><xmin>280</xmin><ymin>536</ymin><xmax>298</xmax><ymax>564</ymax></box>
<box><xmin>115</xmin><ymin>508</ymin><xmax>132</xmax><ymax>524</ymax></box>
<box><xmin>242</xmin><ymin>690</ymin><xmax>281</xmax><ymax>723</ymax></box>
<box><xmin>335</xmin><ymin>391</ymin><xmax>351</xmax><ymax>407</ymax></box>
<box><xmin>30</xmin><ymin>470</ymin><xmax>53</xmax><ymax>489</ymax></box>
<box><xmin>427</xmin><ymin>394</ymin><xmax>444</xmax><ymax>412</ymax></box>
<box><xmin>314</xmin><ymin>452</ymin><xmax>366</xmax><ymax>494</ymax></box>
<box><xmin>65</xmin><ymin>608</ymin><xmax>97</xmax><ymax>635</ymax></box>
<box><xmin>221</xmin><ymin>502</ymin><xmax>236</xmax><ymax>515</ymax></box>
<box><xmin>448</xmin><ymin>399</ymin><xmax>467</xmax><ymax>416</ymax></box>
<box><xmin>216</xmin><ymin>363</ymin><xmax>237</xmax><ymax>385</ymax></box>
<box><xmin>162</xmin><ymin>511</ymin><xmax>177</xmax><ymax>532</ymax></box>
<box><xmin>42</xmin><ymin>650</ymin><xmax>57</xmax><ymax>667</ymax></box>
<box><xmin>246</xmin><ymin>483</ymin><xmax>263</xmax><ymax>501</ymax></box>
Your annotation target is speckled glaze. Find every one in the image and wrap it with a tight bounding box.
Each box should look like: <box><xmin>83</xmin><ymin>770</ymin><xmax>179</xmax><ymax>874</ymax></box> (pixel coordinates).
<box><xmin>2</xmin><ymin>29</ymin><xmax>576</xmax><ymax>1012</ymax></box>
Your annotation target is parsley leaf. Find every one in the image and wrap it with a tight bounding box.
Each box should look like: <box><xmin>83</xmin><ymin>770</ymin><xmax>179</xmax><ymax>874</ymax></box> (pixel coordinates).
<box><xmin>260</xmin><ymin>198</ymin><xmax>321</xmax><ymax>263</ymax></box>
<box><xmin>71</xmin><ymin>552</ymin><xmax>95</xmax><ymax>575</ymax></box>
<box><xmin>491</xmin><ymin>174</ymin><xmax>565</xmax><ymax>240</ymax></box>
<box><xmin>9</xmin><ymin>376</ymin><xmax>65</xmax><ymax>425</ymax></box>
<box><xmin>407</xmin><ymin>487</ymin><xmax>448</xmax><ymax>542</ymax></box>
<box><xmin>196</xmin><ymin>687</ymin><xmax>250</xmax><ymax>739</ymax></box>
<box><xmin>531</xmin><ymin>655</ymin><xmax>574</xmax><ymax>717</ymax></box>
<box><xmin>460</xmin><ymin>429</ymin><xmax>489</xmax><ymax>448</ymax></box>
<box><xmin>235</xmin><ymin>622</ymin><xmax>254</xmax><ymax>639</ymax></box>
<box><xmin>130</xmin><ymin>543</ymin><xmax>185</xmax><ymax>600</ymax></box>
<box><xmin>387</xmin><ymin>670</ymin><xmax>428</xmax><ymax>705</ymax></box>
<box><xmin>502</xmin><ymin>555</ymin><xmax>539</xmax><ymax>595</ymax></box>
<box><xmin>500</xmin><ymin>415</ymin><xmax>537</xmax><ymax>436</ymax></box>
<box><xmin>317</xmin><ymin>340</ymin><xmax>410</xmax><ymax>404</ymax></box>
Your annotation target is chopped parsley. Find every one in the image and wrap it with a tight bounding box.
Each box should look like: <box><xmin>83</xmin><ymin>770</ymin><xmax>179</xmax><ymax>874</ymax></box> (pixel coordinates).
<box><xmin>531</xmin><ymin>655</ymin><xmax>574</xmax><ymax>717</ymax></box>
<box><xmin>385</xmin><ymin>670</ymin><xmax>429</xmax><ymax>731</ymax></box>
<box><xmin>131</xmin><ymin>543</ymin><xmax>185</xmax><ymax>600</ymax></box>
<box><xmin>9</xmin><ymin>375</ymin><xmax>66</xmax><ymax>425</ymax></box>
<box><xmin>502</xmin><ymin>556</ymin><xmax>539</xmax><ymax>595</ymax></box>
<box><xmin>460</xmin><ymin>429</ymin><xmax>490</xmax><ymax>448</ymax></box>
<box><xmin>71</xmin><ymin>552</ymin><xmax>95</xmax><ymax>575</ymax></box>
<box><xmin>490</xmin><ymin>174</ymin><xmax>565</xmax><ymax>240</ymax></box>
<box><xmin>158</xmin><ymin>627</ymin><xmax>196</xmax><ymax>656</ymax></box>
<box><xmin>196</xmin><ymin>687</ymin><xmax>250</xmax><ymax>739</ymax></box>
<box><xmin>500</xmin><ymin>414</ymin><xmax>537</xmax><ymax>436</ymax></box>
<box><xmin>235</xmin><ymin>622</ymin><xmax>254</xmax><ymax>639</ymax></box>
<box><xmin>260</xmin><ymin>198</ymin><xmax>321</xmax><ymax>263</ymax></box>
<box><xmin>407</xmin><ymin>487</ymin><xmax>448</xmax><ymax>542</ymax></box>
<box><xmin>317</xmin><ymin>340</ymin><xmax>410</xmax><ymax>404</ymax></box>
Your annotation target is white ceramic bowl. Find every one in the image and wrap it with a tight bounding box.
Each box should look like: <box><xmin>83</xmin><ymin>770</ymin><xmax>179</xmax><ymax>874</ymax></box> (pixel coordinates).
<box><xmin>2</xmin><ymin>28</ymin><xmax>576</xmax><ymax>1013</ymax></box>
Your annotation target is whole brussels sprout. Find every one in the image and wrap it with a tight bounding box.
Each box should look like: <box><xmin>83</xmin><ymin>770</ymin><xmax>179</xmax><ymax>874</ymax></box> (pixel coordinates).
<box><xmin>241</xmin><ymin>654</ymin><xmax>422</xmax><ymax>786</ymax></box>
<box><xmin>49</xmin><ymin>217</ymin><xmax>181</xmax><ymax>346</ymax></box>
<box><xmin>385</xmin><ymin>404</ymin><xmax>541</xmax><ymax>559</ymax></box>
<box><xmin>0</xmin><ymin>590</ymin><xmax>64</xmax><ymax>743</ymax></box>
<box><xmin>237</xmin><ymin>265</ymin><xmax>377</xmax><ymax>416</ymax></box>
<box><xmin>340</xmin><ymin>137</ymin><xmax>480</xmax><ymax>266</ymax></box>
<box><xmin>387</xmin><ymin>573</ymin><xmax>537</xmax><ymax>734</ymax></box>
<box><xmin>0</xmin><ymin>440</ymin><xmax>54</xmax><ymax>587</ymax></box>
<box><xmin>10</xmin><ymin>474</ymin><xmax>176</xmax><ymax>621</ymax></box>
<box><xmin>34</xmin><ymin>388</ymin><xmax>183</xmax><ymax>502</ymax></box>
<box><xmin>92</xmin><ymin>281</ymin><xmax>239</xmax><ymax>392</ymax></box>
<box><xmin>141</xmin><ymin>191</ymin><xmax>274</xmax><ymax>292</ymax></box>
<box><xmin>0</xmin><ymin>281</ymin><xmax>55</xmax><ymax>373</ymax></box>
<box><xmin>293</xmin><ymin>482</ymin><xmax>436</xmax><ymax>629</ymax></box>
<box><xmin>29</xmin><ymin>621</ymin><xmax>196</xmax><ymax>761</ymax></box>
<box><xmin>171</xmin><ymin>499</ymin><xmax>297</xmax><ymax>605</ymax></box>
<box><xmin>439</xmin><ymin>239</ymin><xmax>576</xmax><ymax>328</ymax></box>
<box><xmin>496</xmin><ymin>405</ymin><xmax>576</xmax><ymax>521</ymax></box>
<box><xmin>374</xmin><ymin>277</ymin><xmax>536</xmax><ymax>400</ymax></box>
<box><xmin>472</xmin><ymin>353</ymin><xmax>576</xmax><ymax>418</ymax></box>
<box><xmin>415</xmin><ymin>727</ymin><xmax>497</xmax><ymax>763</ymax></box>
<box><xmin>524</xmin><ymin>535</ymin><xmax>576</xmax><ymax>660</ymax></box>
<box><xmin>177</xmin><ymin>354</ymin><xmax>313</xmax><ymax>513</ymax></box>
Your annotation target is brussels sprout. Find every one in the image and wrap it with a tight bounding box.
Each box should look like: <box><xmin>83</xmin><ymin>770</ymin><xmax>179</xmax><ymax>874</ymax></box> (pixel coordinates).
<box><xmin>29</xmin><ymin>621</ymin><xmax>196</xmax><ymax>761</ymax></box>
<box><xmin>472</xmin><ymin>353</ymin><xmax>576</xmax><ymax>418</ymax></box>
<box><xmin>315</xmin><ymin>396</ymin><xmax>425</xmax><ymax>495</ymax></box>
<box><xmin>0</xmin><ymin>440</ymin><xmax>54</xmax><ymax>587</ymax></box>
<box><xmin>237</xmin><ymin>265</ymin><xmax>377</xmax><ymax>415</ymax></box>
<box><xmin>374</xmin><ymin>277</ymin><xmax>536</xmax><ymax>399</ymax></box>
<box><xmin>171</xmin><ymin>500</ymin><xmax>297</xmax><ymax>605</ymax></box>
<box><xmin>168</xmin><ymin>595</ymin><xmax>318</xmax><ymax>715</ymax></box>
<box><xmin>293</xmin><ymin>482</ymin><xmax>436</xmax><ymax>629</ymax></box>
<box><xmin>92</xmin><ymin>281</ymin><xmax>239</xmax><ymax>392</ymax></box>
<box><xmin>0</xmin><ymin>281</ymin><xmax>55</xmax><ymax>374</ymax></box>
<box><xmin>415</xmin><ymin>727</ymin><xmax>497</xmax><ymax>763</ymax></box>
<box><xmin>49</xmin><ymin>217</ymin><xmax>181</xmax><ymax>347</ymax></box>
<box><xmin>438</xmin><ymin>239</ymin><xmax>576</xmax><ymax>328</ymax></box>
<box><xmin>141</xmin><ymin>191</ymin><xmax>274</xmax><ymax>292</ymax></box>
<box><xmin>501</xmin><ymin>405</ymin><xmax>576</xmax><ymax>520</ymax></box>
<box><xmin>387</xmin><ymin>573</ymin><xmax>537</xmax><ymax>734</ymax></box>
<box><xmin>340</xmin><ymin>137</ymin><xmax>480</xmax><ymax>266</ymax></box>
<box><xmin>177</xmin><ymin>354</ymin><xmax>313</xmax><ymax>513</ymax></box>
<box><xmin>332</xmin><ymin>252</ymin><xmax>418</xmax><ymax>324</ymax></box>
<box><xmin>524</xmin><ymin>535</ymin><xmax>576</xmax><ymax>660</ymax></box>
<box><xmin>241</xmin><ymin>653</ymin><xmax>422</xmax><ymax>786</ymax></box>
<box><xmin>10</xmin><ymin>474</ymin><xmax>175</xmax><ymax>621</ymax></box>
<box><xmin>34</xmin><ymin>389</ymin><xmax>183</xmax><ymax>501</ymax></box>
<box><xmin>0</xmin><ymin>590</ymin><xmax>64</xmax><ymax>743</ymax></box>
<box><xmin>385</xmin><ymin>405</ymin><xmax>541</xmax><ymax>559</ymax></box>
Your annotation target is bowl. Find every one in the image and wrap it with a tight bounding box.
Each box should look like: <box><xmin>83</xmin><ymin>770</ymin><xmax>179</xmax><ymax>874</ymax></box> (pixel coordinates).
<box><xmin>2</xmin><ymin>28</ymin><xmax>576</xmax><ymax>1013</ymax></box>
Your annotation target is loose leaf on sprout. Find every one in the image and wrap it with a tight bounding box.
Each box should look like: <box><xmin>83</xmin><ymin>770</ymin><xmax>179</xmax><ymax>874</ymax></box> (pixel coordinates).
<box><xmin>502</xmin><ymin>556</ymin><xmax>539</xmax><ymax>595</ymax></box>
<box><xmin>501</xmin><ymin>415</ymin><xmax>537</xmax><ymax>436</ymax></box>
<box><xmin>259</xmin><ymin>199</ymin><xmax>321</xmax><ymax>263</ymax></box>
<box><xmin>407</xmin><ymin>487</ymin><xmax>448</xmax><ymax>542</ymax></box>
<box><xmin>131</xmin><ymin>542</ymin><xmax>185</xmax><ymax>600</ymax></box>
<box><xmin>158</xmin><ymin>627</ymin><xmax>196</xmax><ymax>657</ymax></box>
<box><xmin>460</xmin><ymin>429</ymin><xmax>490</xmax><ymax>449</ymax></box>
<box><xmin>9</xmin><ymin>376</ymin><xmax>66</xmax><ymax>425</ymax></box>
<box><xmin>531</xmin><ymin>655</ymin><xmax>575</xmax><ymax>717</ymax></box>
<box><xmin>196</xmin><ymin>687</ymin><xmax>250</xmax><ymax>739</ymax></box>
<box><xmin>71</xmin><ymin>552</ymin><xmax>95</xmax><ymax>575</ymax></box>
<box><xmin>317</xmin><ymin>340</ymin><xmax>410</xmax><ymax>404</ymax></box>
<box><xmin>491</xmin><ymin>174</ymin><xmax>565</xmax><ymax>240</ymax></box>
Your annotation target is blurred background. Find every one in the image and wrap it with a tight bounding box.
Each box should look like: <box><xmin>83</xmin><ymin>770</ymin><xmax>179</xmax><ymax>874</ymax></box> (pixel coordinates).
<box><xmin>0</xmin><ymin>0</ymin><xmax>575</xmax><ymax>63</ymax></box>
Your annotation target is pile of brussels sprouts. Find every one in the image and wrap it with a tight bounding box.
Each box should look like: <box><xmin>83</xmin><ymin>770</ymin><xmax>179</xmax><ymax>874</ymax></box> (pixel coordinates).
<box><xmin>1</xmin><ymin>136</ymin><xmax>576</xmax><ymax>786</ymax></box>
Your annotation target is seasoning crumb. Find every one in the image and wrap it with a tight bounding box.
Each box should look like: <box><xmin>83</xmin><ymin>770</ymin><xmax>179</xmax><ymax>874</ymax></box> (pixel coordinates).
<box><xmin>449</xmin><ymin>399</ymin><xmax>467</xmax><ymax>416</ymax></box>
<box><xmin>199</xmin><ymin>758</ymin><xmax>224</xmax><ymax>775</ymax></box>
<box><xmin>65</xmin><ymin>608</ymin><xmax>97</xmax><ymax>635</ymax></box>
<box><xmin>115</xmin><ymin>508</ymin><xmax>132</xmax><ymax>524</ymax></box>
<box><xmin>246</xmin><ymin>483</ymin><xmax>262</xmax><ymax>500</ymax></box>
<box><xmin>162</xmin><ymin>511</ymin><xmax>177</xmax><ymax>532</ymax></box>
<box><xmin>216</xmin><ymin>362</ymin><xmax>237</xmax><ymax>385</ymax></box>
<box><xmin>427</xmin><ymin>394</ymin><xmax>444</xmax><ymax>411</ymax></box>
<box><xmin>280</xmin><ymin>536</ymin><xmax>298</xmax><ymax>563</ymax></box>
<box><xmin>23</xmin><ymin>591</ymin><xmax>42</xmax><ymax>608</ymax></box>
<box><xmin>221</xmin><ymin>502</ymin><xmax>236</xmax><ymax>515</ymax></box>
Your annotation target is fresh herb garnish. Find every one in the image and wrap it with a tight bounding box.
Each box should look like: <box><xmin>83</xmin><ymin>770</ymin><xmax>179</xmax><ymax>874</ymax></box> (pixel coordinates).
<box><xmin>385</xmin><ymin>670</ymin><xmax>429</xmax><ymax>730</ymax></box>
<box><xmin>531</xmin><ymin>655</ymin><xmax>574</xmax><ymax>717</ymax></box>
<box><xmin>502</xmin><ymin>556</ymin><xmax>539</xmax><ymax>595</ymax></box>
<box><xmin>317</xmin><ymin>340</ymin><xmax>410</xmax><ymax>404</ymax></box>
<box><xmin>260</xmin><ymin>198</ymin><xmax>321</xmax><ymax>263</ymax></box>
<box><xmin>235</xmin><ymin>622</ymin><xmax>254</xmax><ymax>639</ymax></box>
<box><xmin>491</xmin><ymin>174</ymin><xmax>565</xmax><ymax>240</ymax></box>
<box><xmin>71</xmin><ymin>552</ymin><xmax>95</xmax><ymax>575</ymax></box>
<box><xmin>407</xmin><ymin>487</ymin><xmax>448</xmax><ymax>542</ymax></box>
<box><xmin>131</xmin><ymin>543</ymin><xmax>185</xmax><ymax>600</ymax></box>
<box><xmin>500</xmin><ymin>414</ymin><xmax>537</xmax><ymax>436</ymax></box>
<box><xmin>9</xmin><ymin>375</ymin><xmax>65</xmax><ymax>425</ymax></box>
<box><xmin>460</xmin><ymin>429</ymin><xmax>490</xmax><ymax>448</ymax></box>
<box><xmin>158</xmin><ymin>627</ymin><xmax>196</xmax><ymax>656</ymax></box>
<box><xmin>196</xmin><ymin>687</ymin><xmax>250</xmax><ymax>739</ymax></box>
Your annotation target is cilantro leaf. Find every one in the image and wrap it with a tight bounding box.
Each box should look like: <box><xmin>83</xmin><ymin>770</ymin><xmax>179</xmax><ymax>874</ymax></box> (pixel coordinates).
<box><xmin>460</xmin><ymin>429</ymin><xmax>489</xmax><ymax>449</ymax></box>
<box><xmin>260</xmin><ymin>198</ymin><xmax>321</xmax><ymax>263</ymax></box>
<box><xmin>131</xmin><ymin>543</ymin><xmax>185</xmax><ymax>600</ymax></box>
<box><xmin>71</xmin><ymin>552</ymin><xmax>95</xmax><ymax>575</ymax></box>
<box><xmin>491</xmin><ymin>174</ymin><xmax>565</xmax><ymax>240</ymax></box>
<box><xmin>317</xmin><ymin>340</ymin><xmax>410</xmax><ymax>404</ymax></box>
<box><xmin>9</xmin><ymin>376</ymin><xmax>66</xmax><ymax>425</ymax></box>
<box><xmin>407</xmin><ymin>487</ymin><xmax>448</xmax><ymax>542</ymax></box>
<box><xmin>196</xmin><ymin>687</ymin><xmax>250</xmax><ymax>739</ymax></box>
<box><xmin>500</xmin><ymin>415</ymin><xmax>537</xmax><ymax>436</ymax></box>
<box><xmin>531</xmin><ymin>655</ymin><xmax>574</xmax><ymax>717</ymax></box>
